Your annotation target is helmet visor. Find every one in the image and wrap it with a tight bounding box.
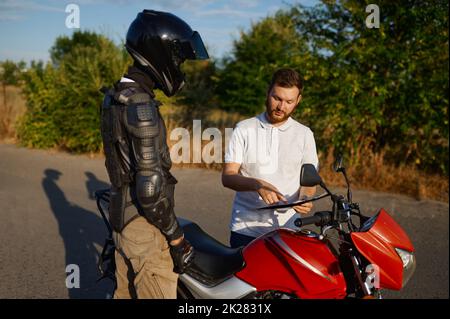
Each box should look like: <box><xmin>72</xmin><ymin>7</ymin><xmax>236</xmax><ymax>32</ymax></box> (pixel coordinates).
<box><xmin>181</xmin><ymin>31</ymin><xmax>209</xmax><ymax>60</ymax></box>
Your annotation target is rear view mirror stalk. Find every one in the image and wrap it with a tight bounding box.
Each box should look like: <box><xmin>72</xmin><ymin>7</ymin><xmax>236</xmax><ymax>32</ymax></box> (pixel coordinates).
<box><xmin>333</xmin><ymin>154</ymin><xmax>352</xmax><ymax>203</ymax></box>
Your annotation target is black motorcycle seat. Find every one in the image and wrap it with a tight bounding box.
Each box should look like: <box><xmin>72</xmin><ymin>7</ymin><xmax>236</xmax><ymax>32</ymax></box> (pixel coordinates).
<box><xmin>178</xmin><ymin>218</ymin><xmax>245</xmax><ymax>285</ymax></box>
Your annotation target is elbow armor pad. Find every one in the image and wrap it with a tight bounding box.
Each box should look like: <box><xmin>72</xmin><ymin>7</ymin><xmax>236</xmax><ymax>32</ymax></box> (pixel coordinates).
<box><xmin>136</xmin><ymin>171</ymin><xmax>163</xmax><ymax>206</ymax></box>
<box><xmin>135</xmin><ymin>171</ymin><xmax>182</xmax><ymax>242</ymax></box>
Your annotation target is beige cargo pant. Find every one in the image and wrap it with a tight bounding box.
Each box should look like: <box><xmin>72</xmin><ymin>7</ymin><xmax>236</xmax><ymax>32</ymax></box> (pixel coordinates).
<box><xmin>113</xmin><ymin>216</ymin><xmax>178</xmax><ymax>299</ymax></box>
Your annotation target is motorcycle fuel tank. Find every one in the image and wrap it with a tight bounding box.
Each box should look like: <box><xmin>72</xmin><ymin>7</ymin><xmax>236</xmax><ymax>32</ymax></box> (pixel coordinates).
<box><xmin>235</xmin><ymin>228</ymin><xmax>347</xmax><ymax>298</ymax></box>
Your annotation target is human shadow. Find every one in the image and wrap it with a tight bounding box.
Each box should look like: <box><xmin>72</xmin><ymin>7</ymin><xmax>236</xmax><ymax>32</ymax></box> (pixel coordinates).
<box><xmin>42</xmin><ymin>169</ymin><xmax>113</xmax><ymax>299</ymax></box>
<box><xmin>85</xmin><ymin>172</ymin><xmax>110</xmax><ymax>200</ymax></box>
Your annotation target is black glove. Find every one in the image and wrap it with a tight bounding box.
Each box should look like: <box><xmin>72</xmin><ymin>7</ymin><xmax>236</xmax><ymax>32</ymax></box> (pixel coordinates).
<box><xmin>169</xmin><ymin>239</ymin><xmax>195</xmax><ymax>274</ymax></box>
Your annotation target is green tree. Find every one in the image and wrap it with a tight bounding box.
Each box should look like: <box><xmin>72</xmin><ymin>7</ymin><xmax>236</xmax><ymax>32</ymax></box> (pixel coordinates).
<box><xmin>175</xmin><ymin>59</ymin><xmax>218</xmax><ymax>124</ymax></box>
<box><xmin>292</xmin><ymin>0</ymin><xmax>449</xmax><ymax>174</ymax></box>
<box><xmin>50</xmin><ymin>30</ymin><xmax>104</xmax><ymax>65</ymax></box>
<box><xmin>215</xmin><ymin>0</ymin><xmax>448</xmax><ymax>174</ymax></box>
<box><xmin>0</xmin><ymin>60</ymin><xmax>26</xmax><ymax>85</ymax></box>
<box><xmin>216</xmin><ymin>11</ymin><xmax>313</xmax><ymax>115</ymax></box>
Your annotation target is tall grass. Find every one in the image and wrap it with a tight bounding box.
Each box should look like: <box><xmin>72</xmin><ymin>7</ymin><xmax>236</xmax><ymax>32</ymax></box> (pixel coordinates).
<box><xmin>0</xmin><ymin>85</ymin><xmax>26</xmax><ymax>140</ymax></box>
<box><xmin>318</xmin><ymin>149</ymin><xmax>448</xmax><ymax>203</ymax></box>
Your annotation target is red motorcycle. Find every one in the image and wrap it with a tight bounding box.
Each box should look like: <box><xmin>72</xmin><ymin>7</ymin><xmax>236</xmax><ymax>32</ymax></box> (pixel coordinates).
<box><xmin>175</xmin><ymin>158</ymin><xmax>416</xmax><ymax>299</ymax></box>
<box><xmin>96</xmin><ymin>158</ymin><xmax>416</xmax><ymax>299</ymax></box>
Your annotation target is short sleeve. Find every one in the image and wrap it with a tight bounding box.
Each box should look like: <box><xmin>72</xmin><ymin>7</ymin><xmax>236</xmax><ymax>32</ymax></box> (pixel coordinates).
<box><xmin>301</xmin><ymin>129</ymin><xmax>319</xmax><ymax>170</ymax></box>
<box><xmin>225</xmin><ymin>125</ymin><xmax>245</xmax><ymax>164</ymax></box>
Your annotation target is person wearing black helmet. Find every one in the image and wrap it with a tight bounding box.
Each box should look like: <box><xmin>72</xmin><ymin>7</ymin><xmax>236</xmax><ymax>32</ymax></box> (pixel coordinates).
<box><xmin>100</xmin><ymin>10</ymin><xmax>209</xmax><ymax>299</ymax></box>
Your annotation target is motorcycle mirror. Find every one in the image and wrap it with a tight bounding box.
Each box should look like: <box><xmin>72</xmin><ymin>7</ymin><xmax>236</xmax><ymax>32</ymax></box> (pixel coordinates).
<box><xmin>333</xmin><ymin>154</ymin><xmax>344</xmax><ymax>172</ymax></box>
<box><xmin>300</xmin><ymin>164</ymin><xmax>322</xmax><ymax>187</ymax></box>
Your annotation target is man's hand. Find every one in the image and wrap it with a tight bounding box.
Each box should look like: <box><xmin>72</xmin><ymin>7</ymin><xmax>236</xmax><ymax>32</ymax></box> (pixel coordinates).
<box><xmin>292</xmin><ymin>201</ymin><xmax>313</xmax><ymax>215</ymax></box>
<box><xmin>293</xmin><ymin>186</ymin><xmax>316</xmax><ymax>215</ymax></box>
<box><xmin>222</xmin><ymin>164</ymin><xmax>288</xmax><ymax>206</ymax></box>
<box><xmin>256</xmin><ymin>179</ymin><xmax>287</xmax><ymax>205</ymax></box>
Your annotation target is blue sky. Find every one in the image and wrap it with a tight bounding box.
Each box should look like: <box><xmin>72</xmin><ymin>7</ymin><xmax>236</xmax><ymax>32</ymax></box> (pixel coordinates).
<box><xmin>0</xmin><ymin>0</ymin><xmax>318</xmax><ymax>64</ymax></box>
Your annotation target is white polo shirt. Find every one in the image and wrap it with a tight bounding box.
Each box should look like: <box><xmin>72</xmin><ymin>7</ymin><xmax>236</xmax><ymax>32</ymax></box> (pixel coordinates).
<box><xmin>225</xmin><ymin>112</ymin><xmax>319</xmax><ymax>238</ymax></box>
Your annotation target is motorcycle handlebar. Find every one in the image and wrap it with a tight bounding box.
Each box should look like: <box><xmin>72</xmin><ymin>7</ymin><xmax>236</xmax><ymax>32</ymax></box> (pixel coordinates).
<box><xmin>294</xmin><ymin>211</ymin><xmax>332</xmax><ymax>227</ymax></box>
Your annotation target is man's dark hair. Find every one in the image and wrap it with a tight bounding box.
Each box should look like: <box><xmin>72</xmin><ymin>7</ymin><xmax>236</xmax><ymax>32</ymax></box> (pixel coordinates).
<box><xmin>268</xmin><ymin>68</ymin><xmax>303</xmax><ymax>95</ymax></box>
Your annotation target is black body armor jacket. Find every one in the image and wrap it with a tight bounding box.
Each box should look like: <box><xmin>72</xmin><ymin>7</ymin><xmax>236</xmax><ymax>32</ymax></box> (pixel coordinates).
<box><xmin>100</xmin><ymin>81</ymin><xmax>183</xmax><ymax>242</ymax></box>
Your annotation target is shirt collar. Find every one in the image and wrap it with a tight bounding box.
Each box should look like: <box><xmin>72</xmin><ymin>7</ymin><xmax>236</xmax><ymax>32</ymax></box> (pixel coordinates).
<box><xmin>120</xmin><ymin>77</ymin><xmax>135</xmax><ymax>83</ymax></box>
<box><xmin>257</xmin><ymin>112</ymin><xmax>293</xmax><ymax>131</ymax></box>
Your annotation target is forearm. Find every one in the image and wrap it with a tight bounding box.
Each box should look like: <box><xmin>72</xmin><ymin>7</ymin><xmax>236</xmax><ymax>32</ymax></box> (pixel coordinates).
<box><xmin>222</xmin><ymin>173</ymin><xmax>261</xmax><ymax>192</ymax></box>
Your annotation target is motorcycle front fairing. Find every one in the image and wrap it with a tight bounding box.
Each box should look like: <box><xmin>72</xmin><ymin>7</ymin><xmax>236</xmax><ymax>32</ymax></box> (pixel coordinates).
<box><xmin>351</xmin><ymin>208</ymin><xmax>416</xmax><ymax>290</ymax></box>
<box><xmin>235</xmin><ymin>228</ymin><xmax>347</xmax><ymax>299</ymax></box>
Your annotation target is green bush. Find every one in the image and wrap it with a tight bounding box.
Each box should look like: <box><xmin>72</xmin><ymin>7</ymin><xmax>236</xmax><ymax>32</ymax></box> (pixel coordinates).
<box><xmin>18</xmin><ymin>31</ymin><xmax>131</xmax><ymax>153</ymax></box>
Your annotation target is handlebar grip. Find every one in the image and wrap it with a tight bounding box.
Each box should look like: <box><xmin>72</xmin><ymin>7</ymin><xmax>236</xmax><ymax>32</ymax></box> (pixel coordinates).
<box><xmin>294</xmin><ymin>214</ymin><xmax>322</xmax><ymax>227</ymax></box>
<box><xmin>294</xmin><ymin>211</ymin><xmax>332</xmax><ymax>227</ymax></box>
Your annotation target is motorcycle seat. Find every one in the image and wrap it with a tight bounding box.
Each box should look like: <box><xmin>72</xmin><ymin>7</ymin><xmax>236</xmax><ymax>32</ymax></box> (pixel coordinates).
<box><xmin>178</xmin><ymin>218</ymin><xmax>245</xmax><ymax>286</ymax></box>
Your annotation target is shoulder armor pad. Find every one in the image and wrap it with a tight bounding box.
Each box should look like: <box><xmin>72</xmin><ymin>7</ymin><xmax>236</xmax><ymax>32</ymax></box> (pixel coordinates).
<box><xmin>124</xmin><ymin>99</ymin><xmax>160</xmax><ymax>138</ymax></box>
<box><xmin>115</xmin><ymin>88</ymin><xmax>154</xmax><ymax>106</ymax></box>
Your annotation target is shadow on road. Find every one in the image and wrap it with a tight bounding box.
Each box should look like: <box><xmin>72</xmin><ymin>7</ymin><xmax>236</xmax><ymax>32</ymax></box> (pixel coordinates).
<box><xmin>42</xmin><ymin>169</ymin><xmax>113</xmax><ymax>299</ymax></box>
<box><xmin>85</xmin><ymin>172</ymin><xmax>110</xmax><ymax>200</ymax></box>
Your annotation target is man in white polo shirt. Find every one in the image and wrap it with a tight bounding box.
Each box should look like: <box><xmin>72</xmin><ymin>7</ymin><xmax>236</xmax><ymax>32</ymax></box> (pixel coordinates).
<box><xmin>222</xmin><ymin>68</ymin><xmax>319</xmax><ymax>248</ymax></box>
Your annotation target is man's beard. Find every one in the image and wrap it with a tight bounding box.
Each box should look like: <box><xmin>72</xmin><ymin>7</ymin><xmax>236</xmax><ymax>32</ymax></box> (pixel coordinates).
<box><xmin>265</xmin><ymin>99</ymin><xmax>293</xmax><ymax>124</ymax></box>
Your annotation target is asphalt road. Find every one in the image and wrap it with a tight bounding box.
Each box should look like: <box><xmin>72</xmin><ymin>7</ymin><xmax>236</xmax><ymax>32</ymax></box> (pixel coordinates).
<box><xmin>0</xmin><ymin>143</ymin><xmax>448</xmax><ymax>299</ymax></box>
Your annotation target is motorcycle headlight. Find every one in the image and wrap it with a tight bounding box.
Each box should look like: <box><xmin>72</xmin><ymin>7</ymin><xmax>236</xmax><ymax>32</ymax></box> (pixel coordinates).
<box><xmin>395</xmin><ymin>248</ymin><xmax>416</xmax><ymax>287</ymax></box>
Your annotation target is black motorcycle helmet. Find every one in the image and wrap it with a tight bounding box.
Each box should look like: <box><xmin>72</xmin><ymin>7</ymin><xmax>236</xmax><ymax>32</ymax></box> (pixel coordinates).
<box><xmin>125</xmin><ymin>10</ymin><xmax>209</xmax><ymax>97</ymax></box>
